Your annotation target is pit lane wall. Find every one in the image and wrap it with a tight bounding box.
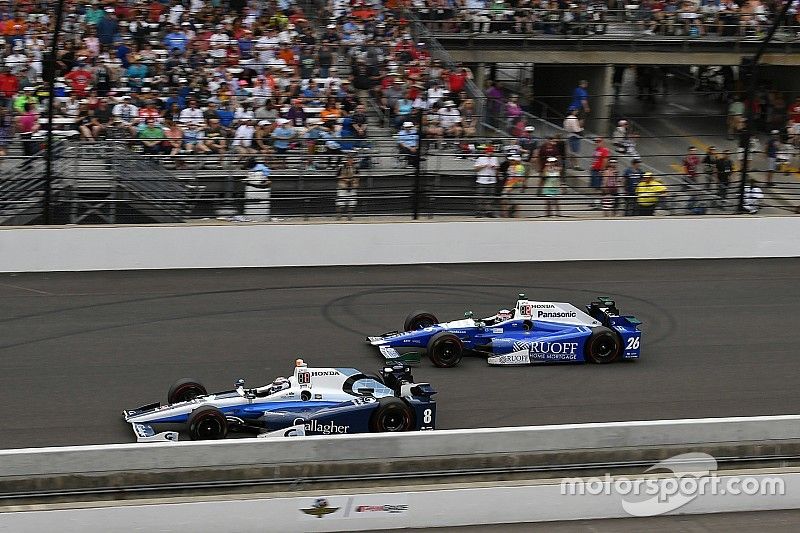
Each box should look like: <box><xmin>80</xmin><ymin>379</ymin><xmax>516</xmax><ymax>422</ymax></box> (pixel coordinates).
<box><xmin>0</xmin><ymin>216</ymin><xmax>799</xmax><ymax>272</ymax></box>
<box><xmin>4</xmin><ymin>473</ymin><xmax>800</xmax><ymax>532</ymax></box>
<box><xmin>4</xmin><ymin>415</ymin><xmax>800</xmax><ymax>494</ymax></box>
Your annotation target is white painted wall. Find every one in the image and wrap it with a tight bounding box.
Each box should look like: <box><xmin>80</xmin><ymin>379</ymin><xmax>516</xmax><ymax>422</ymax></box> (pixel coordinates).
<box><xmin>2</xmin><ymin>472</ymin><xmax>799</xmax><ymax>532</ymax></box>
<box><xmin>0</xmin><ymin>216</ymin><xmax>798</xmax><ymax>272</ymax></box>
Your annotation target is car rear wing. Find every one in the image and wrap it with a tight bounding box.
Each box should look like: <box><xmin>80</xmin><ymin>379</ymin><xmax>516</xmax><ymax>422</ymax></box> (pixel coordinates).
<box><xmin>586</xmin><ymin>297</ymin><xmax>642</xmax><ymax>330</ymax></box>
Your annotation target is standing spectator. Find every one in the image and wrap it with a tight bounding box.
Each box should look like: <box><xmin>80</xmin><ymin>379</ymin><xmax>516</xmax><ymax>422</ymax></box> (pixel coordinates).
<box><xmin>682</xmin><ymin>146</ymin><xmax>700</xmax><ymax>183</ymax></box>
<box><xmin>351</xmin><ymin>104</ymin><xmax>368</xmax><ymax>140</ymax></box>
<box><xmin>474</xmin><ymin>145</ymin><xmax>499</xmax><ymax>217</ymax></box>
<box><xmin>97</xmin><ymin>8</ymin><xmax>120</xmax><ymax>47</ymax></box>
<box><xmin>570</xmin><ymin>80</ymin><xmax>590</xmax><ymax>118</ymax></box>
<box><xmin>623</xmin><ymin>158</ymin><xmax>645</xmax><ymax>216</ymax></box>
<box><xmin>727</xmin><ymin>96</ymin><xmax>745</xmax><ymax>140</ymax></box>
<box><xmin>601</xmin><ymin>158</ymin><xmax>622</xmax><ymax>216</ymax></box>
<box><xmin>702</xmin><ymin>146</ymin><xmax>719</xmax><ymax>189</ymax></box>
<box><xmin>742</xmin><ymin>179</ymin><xmax>764</xmax><ymax>214</ymax></box>
<box><xmin>486</xmin><ymin>80</ymin><xmax>505</xmax><ymax>126</ymax></box>
<box><xmin>501</xmin><ymin>154</ymin><xmax>525</xmax><ymax>218</ymax></box>
<box><xmin>541</xmin><ymin>156</ymin><xmax>562</xmax><ymax>218</ymax></box>
<box><xmin>504</xmin><ymin>94</ymin><xmax>522</xmax><ymax>131</ymax></box>
<box><xmin>715</xmin><ymin>149</ymin><xmax>734</xmax><ymax>207</ymax></box>
<box><xmin>635</xmin><ymin>172</ymin><xmax>667</xmax><ymax>215</ymax></box>
<box><xmin>590</xmin><ymin>137</ymin><xmax>610</xmax><ymax>200</ymax></box>
<box><xmin>17</xmin><ymin>102</ymin><xmax>39</xmax><ymax>170</ymax></box>
<box><xmin>765</xmin><ymin>130</ymin><xmax>780</xmax><ymax>187</ymax></box>
<box><xmin>0</xmin><ymin>106</ymin><xmax>13</xmax><ymax>157</ymax></box>
<box><xmin>0</xmin><ymin>66</ymin><xmax>19</xmax><ymax>107</ymax></box>
<box><xmin>537</xmin><ymin>137</ymin><xmax>560</xmax><ymax>175</ymax></box>
<box><xmin>335</xmin><ymin>153</ymin><xmax>360</xmax><ymax>220</ymax></box>
<box><xmin>563</xmin><ymin>107</ymin><xmax>584</xmax><ymax>170</ymax></box>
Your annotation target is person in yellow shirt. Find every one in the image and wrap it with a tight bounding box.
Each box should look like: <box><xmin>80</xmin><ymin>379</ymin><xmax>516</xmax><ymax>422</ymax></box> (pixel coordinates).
<box><xmin>635</xmin><ymin>172</ymin><xmax>667</xmax><ymax>216</ymax></box>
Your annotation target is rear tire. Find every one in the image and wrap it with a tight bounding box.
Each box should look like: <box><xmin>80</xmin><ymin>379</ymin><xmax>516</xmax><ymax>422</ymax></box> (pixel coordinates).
<box><xmin>403</xmin><ymin>310</ymin><xmax>439</xmax><ymax>331</ymax></box>
<box><xmin>427</xmin><ymin>332</ymin><xmax>464</xmax><ymax>368</ymax></box>
<box><xmin>168</xmin><ymin>378</ymin><xmax>207</xmax><ymax>404</ymax></box>
<box><xmin>187</xmin><ymin>406</ymin><xmax>228</xmax><ymax>440</ymax></box>
<box><xmin>369</xmin><ymin>397</ymin><xmax>415</xmax><ymax>432</ymax></box>
<box><xmin>585</xmin><ymin>327</ymin><xmax>622</xmax><ymax>364</ymax></box>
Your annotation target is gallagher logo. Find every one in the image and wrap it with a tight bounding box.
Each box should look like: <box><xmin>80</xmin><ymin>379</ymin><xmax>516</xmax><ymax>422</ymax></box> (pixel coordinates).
<box><xmin>300</xmin><ymin>498</ymin><xmax>339</xmax><ymax>518</ymax></box>
<box><xmin>356</xmin><ymin>504</ymin><xmax>409</xmax><ymax>514</ymax></box>
<box><xmin>293</xmin><ymin>418</ymin><xmax>349</xmax><ymax>434</ymax></box>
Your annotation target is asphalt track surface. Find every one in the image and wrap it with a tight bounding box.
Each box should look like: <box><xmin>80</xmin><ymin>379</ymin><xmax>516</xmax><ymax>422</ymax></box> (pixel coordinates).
<box><xmin>0</xmin><ymin>258</ymin><xmax>798</xmax><ymax>449</ymax></box>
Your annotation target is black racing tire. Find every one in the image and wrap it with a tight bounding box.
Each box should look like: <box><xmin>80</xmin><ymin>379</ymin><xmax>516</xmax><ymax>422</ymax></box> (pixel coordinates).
<box><xmin>403</xmin><ymin>310</ymin><xmax>439</xmax><ymax>331</ymax></box>
<box><xmin>369</xmin><ymin>397</ymin><xmax>415</xmax><ymax>432</ymax></box>
<box><xmin>187</xmin><ymin>405</ymin><xmax>228</xmax><ymax>440</ymax></box>
<box><xmin>585</xmin><ymin>327</ymin><xmax>622</xmax><ymax>364</ymax></box>
<box><xmin>427</xmin><ymin>332</ymin><xmax>464</xmax><ymax>368</ymax></box>
<box><xmin>167</xmin><ymin>378</ymin><xmax>208</xmax><ymax>404</ymax></box>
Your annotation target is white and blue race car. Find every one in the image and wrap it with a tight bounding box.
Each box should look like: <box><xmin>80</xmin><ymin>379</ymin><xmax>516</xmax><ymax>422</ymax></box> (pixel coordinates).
<box><xmin>123</xmin><ymin>360</ymin><xmax>436</xmax><ymax>442</ymax></box>
<box><xmin>368</xmin><ymin>295</ymin><xmax>642</xmax><ymax>367</ymax></box>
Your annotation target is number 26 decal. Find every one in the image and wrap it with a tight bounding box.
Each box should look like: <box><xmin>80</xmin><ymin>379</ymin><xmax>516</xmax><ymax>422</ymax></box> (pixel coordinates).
<box><xmin>626</xmin><ymin>337</ymin><xmax>640</xmax><ymax>350</ymax></box>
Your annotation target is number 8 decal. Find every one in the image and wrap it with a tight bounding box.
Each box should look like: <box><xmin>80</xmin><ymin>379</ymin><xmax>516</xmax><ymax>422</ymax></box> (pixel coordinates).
<box><xmin>423</xmin><ymin>409</ymin><xmax>432</xmax><ymax>424</ymax></box>
<box><xmin>626</xmin><ymin>337</ymin><xmax>640</xmax><ymax>350</ymax></box>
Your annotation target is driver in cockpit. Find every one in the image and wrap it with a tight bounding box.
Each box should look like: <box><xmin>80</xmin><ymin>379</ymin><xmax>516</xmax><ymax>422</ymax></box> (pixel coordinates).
<box><xmin>484</xmin><ymin>308</ymin><xmax>513</xmax><ymax>326</ymax></box>
<box><xmin>250</xmin><ymin>377</ymin><xmax>291</xmax><ymax>398</ymax></box>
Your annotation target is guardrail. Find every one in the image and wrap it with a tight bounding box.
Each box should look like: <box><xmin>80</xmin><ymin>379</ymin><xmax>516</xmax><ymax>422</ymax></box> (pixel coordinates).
<box><xmin>4</xmin><ymin>415</ymin><xmax>800</xmax><ymax>498</ymax></box>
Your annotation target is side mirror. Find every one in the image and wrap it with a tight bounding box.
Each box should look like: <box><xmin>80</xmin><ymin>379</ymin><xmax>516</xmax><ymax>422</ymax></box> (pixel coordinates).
<box><xmin>236</xmin><ymin>378</ymin><xmax>245</xmax><ymax>388</ymax></box>
<box><xmin>464</xmin><ymin>310</ymin><xmax>473</xmax><ymax>319</ymax></box>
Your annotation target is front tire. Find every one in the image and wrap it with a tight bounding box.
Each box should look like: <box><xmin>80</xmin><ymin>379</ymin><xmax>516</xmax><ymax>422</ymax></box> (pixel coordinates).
<box><xmin>404</xmin><ymin>310</ymin><xmax>439</xmax><ymax>331</ymax></box>
<box><xmin>427</xmin><ymin>332</ymin><xmax>464</xmax><ymax>368</ymax></box>
<box><xmin>585</xmin><ymin>327</ymin><xmax>622</xmax><ymax>364</ymax></box>
<box><xmin>168</xmin><ymin>378</ymin><xmax>207</xmax><ymax>404</ymax></box>
<box><xmin>187</xmin><ymin>406</ymin><xmax>228</xmax><ymax>440</ymax></box>
<box><xmin>369</xmin><ymin>397</ymin><xmax>415</xmax><ymax>432</ymax></box>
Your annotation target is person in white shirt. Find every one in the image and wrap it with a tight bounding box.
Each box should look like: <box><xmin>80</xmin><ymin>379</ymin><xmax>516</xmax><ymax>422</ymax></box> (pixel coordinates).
<box><xmin>474</xmin><ymin>146</ymin><xmax>499</xmax><ymax>217</ymax></box>
<box><xmin>168</xmin><ymin>3</ymin><xmax>185</xmax><ymax>25</ymax></box>
<box><xmin>233</xmin><ymin>119</ymin><xmax>257</xmax><ymax>156</ymax></box>
<box><xmin>743</xmin><ymin>179</ymin><xmax>764</xmax><ymax>214</ymax></box>
<box><xmin>426</xmin><ymin>81</ymin><xmax>446</xmax><ymax>108</ymax></box>
<box><xmin>179</xmin><ymin>99</ymin><xmax>205</xmax><ymax>126</ymax></box>
<box><xmin>234</xmin><ymin>103</ymin><xmax>255</xmax><ymax>124</ymax></box>
<box><xmin>563</xmin><ymin>107</ymin><xmax>584</xmax><ymax>170</ymax></box>
<box><xmin>438</xmin><ymin>100</ymin><xmax>463</xmax><ymax>139</ymax></box>
<box><xmin>209</xmin><ymin>28</ymin><xmax>229</xmax><ymax>59</ymax></box>
<box><xmin>112</xmin><ymin>97</ymin><xmax>139</xmax><ymax>126</ymax></box>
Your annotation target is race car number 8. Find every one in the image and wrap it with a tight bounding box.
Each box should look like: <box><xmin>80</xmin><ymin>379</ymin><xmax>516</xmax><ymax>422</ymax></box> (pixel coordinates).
<box><xmin>626</xmin><ymin>337</ymin><xmax>640</xmax><ymax>350</ymax></box>
<box><xmin>423</xmin><ymin>409</ymin><xmax>432</xmax><ymax>424</ymax></box>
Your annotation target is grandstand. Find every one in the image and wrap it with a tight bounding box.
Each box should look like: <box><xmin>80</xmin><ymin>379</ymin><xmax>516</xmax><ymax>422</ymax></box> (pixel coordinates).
<box><xmin>0</xmin><ymin>0</ymin><xmax>798</xmax><ymax>223</ymax></box>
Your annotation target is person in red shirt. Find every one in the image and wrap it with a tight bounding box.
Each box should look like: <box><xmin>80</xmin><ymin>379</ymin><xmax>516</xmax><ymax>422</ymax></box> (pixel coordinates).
<box><xmin>788</xmin><ymin>97</ymin><xmax>800</xmax><ymax>125</ymax></box>
<box><xmin>590</xmin><ymin>137</ymin><xmax>610</xmax><ymax>190</ymax></box>
<box><xmin>446</xmin><ymin>67</ymin><xmax>471</xmax><ymax>95</ymax></box>
<box><xmin>0</xmin><ymin>66</ymin><xmax>19</xmax><ymax>104</ymax></box>
<box><xmin>682</xmin><ymin>146</ymin><xmax>700</xmax><ymax>183</ymax></box>
<box><xmin>65</xmin><ymin>65</ymin><xmax>93</xmax><ymax>98</ymax></box>
<box><xmin>148</xmin><ymin>2</ymin><xmax>166</xmax><ymax>24</ymax></box>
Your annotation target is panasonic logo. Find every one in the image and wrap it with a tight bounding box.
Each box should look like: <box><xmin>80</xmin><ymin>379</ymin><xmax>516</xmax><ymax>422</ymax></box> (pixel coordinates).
<box><xmin>537</xmin><ymin>310</ymin><xmax>577</xmax><ymax>318</ymax></box>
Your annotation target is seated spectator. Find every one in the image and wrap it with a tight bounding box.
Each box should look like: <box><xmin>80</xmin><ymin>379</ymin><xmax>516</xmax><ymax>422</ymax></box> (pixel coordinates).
<box><xmin>162</xmin><ymin>118</ymin><xmax>184</xmax><ymax>158</ymax></box>
<box><xmin>351</xmin><ymin>104</ymin><xmax>368</xmax><ymax>140</ymax></box>
<box><xmin>90</xmin><ymin>99</ymin><xmax>113</xmax><ymax>139</ymax></box>
<box><xmin>232</xmin><ymin>118</ymin><xmax>257</xmax><ymax>158</ymax></box>
<box><xmin>203</xmin><ymin>118</ymin><xmax>229</xmax><ymax>160</ymax></box>
<box><xmin>397</xmin><ymin>121</ymin><xmax>419</xmax><ymax>167</ymax></box>
<box><xmin>439</xmin><ymin>100</ymin><xmax>463</xmax><ymax>140</ymax></box>
<box><xmin>138</xmin><ymin>118</ymin><xmax>165</xmax><ymax>155</ymax></box>
<box><xmin>286</xmin><ymin>98</ymin><xmax>307</xmax><ymax>128</ymax></box>
<box><xmin>320</xmin><ymin>97</ymin><xmax>344</xmax><ymax>129</ymax></box>
<box><xmin>182</xmin><ymin>122</ymin><xmax>207</xmax><ymax>154</ymax></box>
<box><xmin>303</xmin><ymin>117</ymin><xmax>327</xmax><ymax>170</ymax></box>
<box><xmin>253</xmin><ymin>120</ymin><xmax>273</xmax><ymax>156</ymax></box>
<box><xmin>271</xmin><ymin>118</ymin><xmax>295</xmax><ymax>168</ymax></box>
<box><xmin>179</xmin><ymin>98</ymin><xmax>204</xmax><ymax>126</ymax></box>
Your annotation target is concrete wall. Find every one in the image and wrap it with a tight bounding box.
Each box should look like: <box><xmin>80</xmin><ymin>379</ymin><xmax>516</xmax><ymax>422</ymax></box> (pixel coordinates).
<box><xmin>2</xmin><ymin>471</ymin><xmax>800</xmax><ymax>532</ymax></box>
<box><xmin>0</xmin><ymin>217</ymin><xmax>798</xmax><ymax>272</ymax></box>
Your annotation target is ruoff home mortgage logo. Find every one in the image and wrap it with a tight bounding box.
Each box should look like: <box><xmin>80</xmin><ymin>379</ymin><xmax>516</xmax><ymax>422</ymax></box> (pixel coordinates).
<box><xmin>300</xmin><ymin>498</ymin><xmax>339</xmax><ymax>518</ymax></box>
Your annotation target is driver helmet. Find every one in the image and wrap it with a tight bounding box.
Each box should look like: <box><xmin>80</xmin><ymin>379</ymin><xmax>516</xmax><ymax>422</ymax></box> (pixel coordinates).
<box><xmin>497</xmin><ymin>309</ymin><xmax>513</xmax><ymax>321</ymax></box>
<box><xmin>272</xmin><ymin>377</ymin><xmax>290</xmax><ymax>391</ymax></box>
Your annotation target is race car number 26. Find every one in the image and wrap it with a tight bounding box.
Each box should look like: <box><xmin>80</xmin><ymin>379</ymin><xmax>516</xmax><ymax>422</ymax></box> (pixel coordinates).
<box><xmin>626</xmin><ymin>337</ymin><xmax>640</xmax><ymax>350</ymax></box>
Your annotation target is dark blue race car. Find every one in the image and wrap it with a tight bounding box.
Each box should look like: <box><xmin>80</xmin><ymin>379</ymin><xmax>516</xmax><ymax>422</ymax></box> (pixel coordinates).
<box><xmin>123</xmin><ymin>360</ymin><xmax>436</xmax><ymax>442</ymax></box>
<box><xmin>367</xmin><ymin>295</ymin><xmax>641</xmax><ymax>368</ymax></box>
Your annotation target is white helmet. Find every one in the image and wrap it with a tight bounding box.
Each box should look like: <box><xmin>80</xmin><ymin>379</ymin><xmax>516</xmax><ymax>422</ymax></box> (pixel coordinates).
<box><xmin>272</xmin><ymin>377</ymin><xmax>290</xmax><ymax>391</ymax></box>
<box><xmin>497</xmin><ymin>309</ymin><xmax>512</xmax><ymax>321</ymax></box>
